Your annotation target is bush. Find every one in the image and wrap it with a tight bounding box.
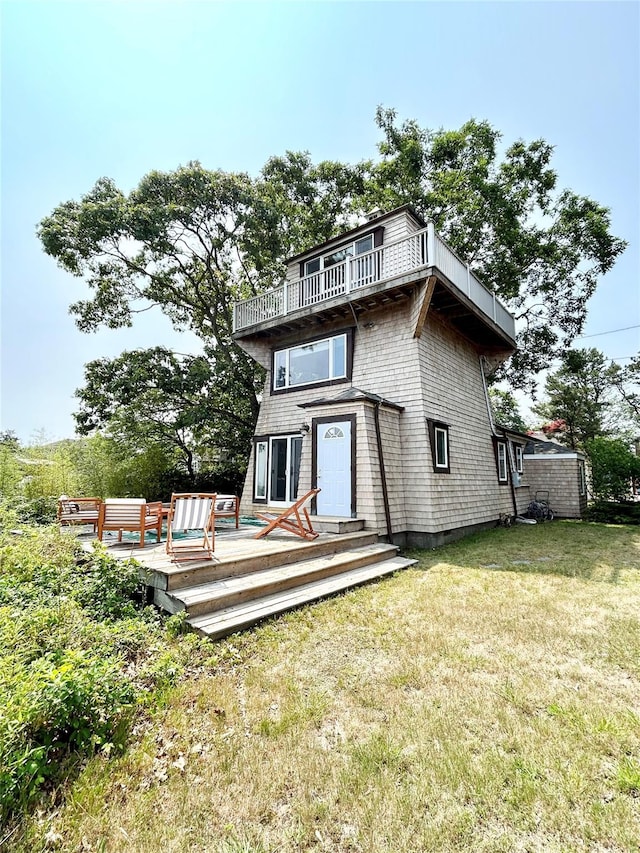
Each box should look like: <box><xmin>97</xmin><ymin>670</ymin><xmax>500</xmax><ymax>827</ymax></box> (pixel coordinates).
<box><xmin>583</xmin><ymin>501</ymin><xmax>640</xmax><ymax>525</ymax></box>
<box><xmin>0</xmin><ymin>521</ymin><xmax>214</xmax><ymax>823</ymax></box>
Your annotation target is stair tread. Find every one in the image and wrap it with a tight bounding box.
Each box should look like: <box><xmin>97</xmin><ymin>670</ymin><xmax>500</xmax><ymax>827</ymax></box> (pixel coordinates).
<box><xmin>174</xmin><ymin>543</ymin><xmax>398</xmax><ymax>607</ymax></box>
<box><xmin>187</xmin><ymin>556</ymin><xmax>417</xmax><ymax>637</ymax></box>
<box><xmin>159</xmin><ymin>530</ymin><xmax>377</xmax><ymax>578</ymax></box>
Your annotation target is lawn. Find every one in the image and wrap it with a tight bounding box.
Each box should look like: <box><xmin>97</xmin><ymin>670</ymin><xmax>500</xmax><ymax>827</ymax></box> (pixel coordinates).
<box><xmin>10</xmin><ymin>521</ymin><xmax>640</xmax><ymax>852</ymax></box>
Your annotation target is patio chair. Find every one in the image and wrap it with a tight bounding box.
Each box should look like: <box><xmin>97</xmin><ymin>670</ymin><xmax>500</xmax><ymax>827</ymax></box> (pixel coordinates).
<box><xmin>166</xmin><ymin>493</ymin><xmax>217</xmax><ymax>562</ymax></box>
<box><xmin>253</xmin><ymin>488</ymin><xmax>321</xmax><ymax>541</ymax></box>
<box><xmin>58</xmin><ymin>496</ymin><xmax>102</xmax><ymax>533</ymax></box>
<box><xmin>97</xmin><ymin>498</ymin><xmax>163</xmax><ymax>548</ymax></box>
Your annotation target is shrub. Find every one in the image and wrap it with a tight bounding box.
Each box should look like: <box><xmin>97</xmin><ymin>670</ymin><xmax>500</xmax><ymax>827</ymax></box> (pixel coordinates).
<box><xmin>0</xmin><ymin>521</ymin><xmax>215</xmax><ymax>823</ymax></box>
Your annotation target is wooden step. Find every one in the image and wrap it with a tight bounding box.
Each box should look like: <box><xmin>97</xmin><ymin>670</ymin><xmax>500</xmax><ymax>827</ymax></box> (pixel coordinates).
<box><xmin>312</xmin><ymin>517</ymin><xmax>366</xmax><ymax>534</ymax></box>
<box><xmin>158</xmin><ymin>530</ymin><xmax>379</xmax><ymax>592</ymax></box>
<box><xmin>157</xmin><ymin>543</ymin><xmax>399</xmax><ymax>617</ymax></box>
<box><xmin>187</xmin><ymin>556</ymin><xmax>417</xmax><ymax>639</ymax></box>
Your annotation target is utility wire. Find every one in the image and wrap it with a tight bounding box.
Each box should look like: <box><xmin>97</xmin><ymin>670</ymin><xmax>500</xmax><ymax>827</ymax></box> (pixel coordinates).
<box><xmin>576</xmin><ymin>324</ymin><xmax>640</xmax><ymax>339</ymax></box>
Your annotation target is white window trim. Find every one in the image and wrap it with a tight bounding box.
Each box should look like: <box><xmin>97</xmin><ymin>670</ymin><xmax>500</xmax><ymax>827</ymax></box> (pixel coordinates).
<box><xmin>254</xmin><ymin>440</ymin><xmax>268</xmax><ymax>501</ymax></box>
<box><xmin>434</xmin><ymin>426</ymin><xmax>449</xmax><ymax>469</ymax></box>
<box><xmin>515</xmin><ymin>444</ymin><xmax>524</xmax><ymax>474</ymax></box>
<box><xmin>497</xmin><ymin>442</ymin><xmax>508</xmax><ymax>482</ymax></box>
<box><xmin>273</xmin><ymin>333</ymin><xmax>347</xmax><ymax>391</ymax></box>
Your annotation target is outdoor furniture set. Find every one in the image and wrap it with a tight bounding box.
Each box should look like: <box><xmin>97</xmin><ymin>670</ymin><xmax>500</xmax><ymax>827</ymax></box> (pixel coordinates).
<box><xmin>58</xmin><ymin>489</ymin><xmax>320</xmax><ymax>563</ymax></box>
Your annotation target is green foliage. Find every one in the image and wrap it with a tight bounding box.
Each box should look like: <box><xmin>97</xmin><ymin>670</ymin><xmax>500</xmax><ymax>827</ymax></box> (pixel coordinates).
<box><xmin>533</xmin><ymin>348</ymin><xmax>623</xmax><ymax>448</ymax></box>
<box><xmin>489</xmin><ymin>388</ymin><xmax>528</xmax><ymax>432</ymax></box>
<box><xmin>586</xmin><ymin>436</ymin><xmax>640</xmax><ymax>502</ymax></box>
<box><xmin>583</xmin><ymin>501</ymin><xmax>640</xmax><ymax>525</ymax></box>
<box><xmin>0</xmin><ymin>522</ymin><xmax>213</xmax><ymax>823</ymax></box>
<box><xmin>74</xmin><ymin>347</ymin><xmax>255</xmax><ymax>481</ymax></box>
<box><xmin>362</xmin><ymin>109</ymin><xmax>627</xmax><ymax>390</ymax></box>
<box><xmin>38</xmin><ymin>114</ymin><xmax>627</xmax><ymax>472</ymax></box>
<box><xmin>611</xmin><ymin>353</ymin><xmax>640</xmax><ymax>426</ymax></box>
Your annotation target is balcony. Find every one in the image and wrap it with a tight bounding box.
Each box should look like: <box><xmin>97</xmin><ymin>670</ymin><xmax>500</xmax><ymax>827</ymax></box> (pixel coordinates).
<box><xmin>233</xmin><ymin>224</ymin><xmax>516</xmax><ymax>346</ymax></box>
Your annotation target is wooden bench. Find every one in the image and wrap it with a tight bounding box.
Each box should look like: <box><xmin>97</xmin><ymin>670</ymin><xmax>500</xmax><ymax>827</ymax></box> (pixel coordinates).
<box><xmin>58</xmin><ymin>497</ymin><xmax>102</xmax><ymax>533</ymax></box>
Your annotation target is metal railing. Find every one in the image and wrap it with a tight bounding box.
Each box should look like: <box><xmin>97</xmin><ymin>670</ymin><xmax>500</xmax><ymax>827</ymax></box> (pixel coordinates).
<box><xmin>233</xmin><ymin>224</ymin><xmax>516</xmax><ymax>341</ymax></box>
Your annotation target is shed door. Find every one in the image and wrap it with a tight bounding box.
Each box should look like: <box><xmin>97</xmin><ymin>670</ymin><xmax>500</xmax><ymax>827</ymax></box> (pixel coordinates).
<box><xmin>316</xmin><ymin>420</ymin><xmax>352</xmax><ymax>517</ymax></box>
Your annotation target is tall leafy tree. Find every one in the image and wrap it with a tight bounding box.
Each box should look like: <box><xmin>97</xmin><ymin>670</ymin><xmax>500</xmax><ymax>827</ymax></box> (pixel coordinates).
<box><xmin>74</xmin><ymin>347</ymin><xmax>248</xmax><ymax>480</ymax></box>
<box><xmin>38</xmin><ymin>112</ymin><xmax>626</xmax><ymax>468</ymax></box>
<box><xmin>359</xmin><ymin>108</ymin><xmax>627</xmax><ymax>389</ymax></box>
<box><xmin>611</xmin><ymin>354</ymin><xmax>640</xmax><ymax>425</ymax></box>
<box><xmin>532</xmin><ymin>348</ymin><xmax>621</xmax><ymax>448</ymax></box>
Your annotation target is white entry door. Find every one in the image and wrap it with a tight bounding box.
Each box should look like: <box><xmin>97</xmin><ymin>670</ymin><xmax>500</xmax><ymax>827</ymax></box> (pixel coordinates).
<box><xmin>316</xmin><ymin>420</ymin><xmax>352</xmax><ymax>517</ymax></box>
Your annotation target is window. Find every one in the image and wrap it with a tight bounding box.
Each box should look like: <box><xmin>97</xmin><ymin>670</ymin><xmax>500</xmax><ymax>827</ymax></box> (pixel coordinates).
<box><xmin>578</xmin><ymin>460</ymin><xmax>586</xmax><ymax>496</ymax></box>
<box><xmin>514</xmin><ymin>444</ymin><xmax>524</xmax><ymax>474</ymax></box>
<box><xmin>304</xmin><ymin>233</ymin><xmax>375</xmax><ymax>278</ymax></box>
<box><xmin>427</xmin><ymin>420</ymin><xmax>450</xmax><ymax>473</ymax></box>
<box><xmin>254</xmin><ymin>440</ymin><xmax>268</xmax><ymax>500</ymax></box>
<box><xmin>254</xmin><ymin>434</ymin><xmax>302</xmax><ymax>504</ymax></box>
<box><xmin>496</xmin><ymin>441</ymin><xmax>508</xmax><ymax>483</ymax></box>
<box><xmin>273</xmin><ymin>332</ymin><xmax>349</xmax><ymax>391</ymax></box>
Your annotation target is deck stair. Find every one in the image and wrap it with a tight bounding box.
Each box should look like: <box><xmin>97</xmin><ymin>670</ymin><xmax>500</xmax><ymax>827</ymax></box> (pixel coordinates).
<box><xmin>146</xmin><ymin>531</ymin><xmax>416</xmax><ymax>639</ymax></box>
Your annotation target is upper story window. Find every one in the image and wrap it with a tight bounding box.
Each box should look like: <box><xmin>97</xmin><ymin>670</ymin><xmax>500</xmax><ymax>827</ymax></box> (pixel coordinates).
<box><xmin>273</xmin><ymin>332</ymin><xmax>349</xmax><ymax>391</ymax></box>
<box><xmin>304</xmin><ymin>234</ymin><xmax>374</xmax><ymax>277</ymax></box>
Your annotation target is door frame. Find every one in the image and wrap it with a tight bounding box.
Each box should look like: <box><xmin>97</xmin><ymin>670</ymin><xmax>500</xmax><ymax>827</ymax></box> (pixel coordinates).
<box><xmin>311</xmin><ymin>414</ymin><xmax>357</xmax><ymax>517</ymax></box>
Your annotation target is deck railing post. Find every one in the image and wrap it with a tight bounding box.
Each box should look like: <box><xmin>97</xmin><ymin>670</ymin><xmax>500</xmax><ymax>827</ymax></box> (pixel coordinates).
<box><xmin>345</xmin><ymin>258</ymin><xmax>351</xmax><ymax>293</ymax></box>
<box><xmin>232</xmin><ymin>303</ymin><xmax>237</xmax><ymax>332</ymax></box>
<box><xmin>282</xmin><ymin>280</ymin><xmax>288</xmax><ymax>315</ymax></box>
<box><xmin>492</xmin><ymin>292</ymin><xmax>497</xmax><ymax>322</ymax></box>
<box><xmin>427</xmin><ymin>222</ymin><xmax>435</xmax><ymax>266</ymax></box>
<box><xmin>466</xmin><ymin>263</ymin><xmax>472</xmax><ymax>297</ymax></box>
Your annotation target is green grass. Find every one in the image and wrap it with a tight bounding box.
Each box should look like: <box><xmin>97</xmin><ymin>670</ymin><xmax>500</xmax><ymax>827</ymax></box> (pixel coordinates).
<box><xmin>7</xmin><ymin>521</ymin><xmax>640</xmax><ymax>852</ymax></box>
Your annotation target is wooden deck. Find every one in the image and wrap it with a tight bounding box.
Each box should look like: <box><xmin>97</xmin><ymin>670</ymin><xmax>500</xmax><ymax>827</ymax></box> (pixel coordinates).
<box><xmin>87</xmin><ymin>522</ymin><xmax>417</xmax><ymax>638</ymax></box>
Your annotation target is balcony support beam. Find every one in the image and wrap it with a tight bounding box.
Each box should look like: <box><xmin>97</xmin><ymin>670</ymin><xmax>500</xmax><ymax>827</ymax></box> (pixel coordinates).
<box><xmin>413</xmin><ymin>276</ymin><xmax>437</xmax><ymax>339</ymax></box>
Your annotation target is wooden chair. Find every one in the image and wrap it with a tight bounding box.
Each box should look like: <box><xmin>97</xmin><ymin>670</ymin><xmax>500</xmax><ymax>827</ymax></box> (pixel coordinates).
<box><xmin>97</xmin><ymin>498</ymin><xmax>163</xmax><ymax>548</ymax></box>
<box><xmin>166</xmin><ymin>493</ymin><xmax>217</xmax><ymax>562</ymax></box>
<box><xmin>58</xmin><ymin>496</ymin><xmax>102</xmax><ymax>533</ymax></box>
<box><xmin>253</xmin><ymin>489</ymin><xmax>321</xmax><ymax>541</ymax></box>
<box><xmin>213</xmin><ymin>494</ymin><xmax>240</xmax><ymax>528</ymax></box>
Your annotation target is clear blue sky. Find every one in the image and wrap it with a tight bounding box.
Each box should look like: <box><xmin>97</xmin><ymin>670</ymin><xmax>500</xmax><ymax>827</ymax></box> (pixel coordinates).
<box><xmin>1</xmin><ymin>0</ymin><xmax>638</xmax><ymax>443</ymax></box>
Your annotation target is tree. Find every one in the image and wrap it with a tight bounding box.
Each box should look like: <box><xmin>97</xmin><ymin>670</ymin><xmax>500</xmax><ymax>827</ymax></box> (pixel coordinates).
<box><xmin>586</xmin><ymin>436</ymin><xmax>640</xmax><ymax>502</ymax></box>
<box><xmin>611</xmin><ymin>354</ymin><xmax>640</xmax><ymax>425</ymax></box>
<box><xmin>359</xmin><ymin>108</ymin><xmax>627</xmax><ymax>389</ymax></box>
<box><xmin>488</xmin><ymin>389</ymin><xmax>528</xmax><ymax>432</ymax></box>
<box><xmin>532</xmin><ymin>348</ymin><xmax>624</xmax><ymax>449</ymax></box>
<box><xmin>38</xmin><ymin>112</ymin><xmax>626</xmax><ymax>465</ymax></box>
<box><xmin>74</xmin><ymin>347</ymin><xmax>249</xmax><ymax>480</ymax></box>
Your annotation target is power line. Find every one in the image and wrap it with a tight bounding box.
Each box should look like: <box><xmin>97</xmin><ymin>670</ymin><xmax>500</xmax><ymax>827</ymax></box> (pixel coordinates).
<box><xmin>576</xmin><ymin>324</ymin><xmax>640</xmax><ymax>339</ymax></box>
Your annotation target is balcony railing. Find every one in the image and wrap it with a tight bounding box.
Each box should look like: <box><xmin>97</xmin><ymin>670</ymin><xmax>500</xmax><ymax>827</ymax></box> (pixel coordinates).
<box><xmin>233</xmin><ymin>224</ymin><xmax>516</xmax><ymax>341</ymax></box>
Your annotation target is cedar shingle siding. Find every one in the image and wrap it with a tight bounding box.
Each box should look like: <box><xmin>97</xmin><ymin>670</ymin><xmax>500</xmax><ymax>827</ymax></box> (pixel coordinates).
<box><xmin>235</xmin><ymin>207</ymin><xmax>530</xmax><ymax>545</ymax></box>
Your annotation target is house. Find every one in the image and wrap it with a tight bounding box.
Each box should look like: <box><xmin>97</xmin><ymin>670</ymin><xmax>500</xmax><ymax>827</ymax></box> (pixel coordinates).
<box><xmin>233</xmin><ymin>205</ymin><xmax>524</xmax><ymax>547</ymax></box>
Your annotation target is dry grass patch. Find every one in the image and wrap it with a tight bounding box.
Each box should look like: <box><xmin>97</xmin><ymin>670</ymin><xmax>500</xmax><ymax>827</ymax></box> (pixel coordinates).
<box><xmin>11</xmin><ymin>522</ymin><xmax>640</xmax><ymax>852</ymax></box>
